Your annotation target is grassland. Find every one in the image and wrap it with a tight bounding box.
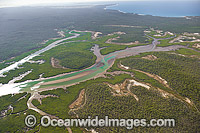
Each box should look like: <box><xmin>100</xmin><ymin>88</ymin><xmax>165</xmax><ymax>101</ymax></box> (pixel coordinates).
<box><xmin>175</xmin><ymin>48</ymin><xmax>200</xmax><ymax>56</ymax></box>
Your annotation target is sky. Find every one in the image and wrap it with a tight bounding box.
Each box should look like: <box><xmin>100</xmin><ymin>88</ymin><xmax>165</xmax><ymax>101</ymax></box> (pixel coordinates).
<box><xmin>0</xmin><ymin>0</ymin><xmax>118</xmax><ymax>8</ymax></box>
<box><xmin>0</xmin><ymin>0</ymin><xmax>194</xmax><ymax>8</ymax></box>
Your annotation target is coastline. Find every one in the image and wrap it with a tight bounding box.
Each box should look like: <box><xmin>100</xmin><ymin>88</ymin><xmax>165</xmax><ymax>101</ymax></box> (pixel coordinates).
<box><xmin>105</xmin><ymin>3</ymin><xmax>200</xmax><ymax>18</ymax></box>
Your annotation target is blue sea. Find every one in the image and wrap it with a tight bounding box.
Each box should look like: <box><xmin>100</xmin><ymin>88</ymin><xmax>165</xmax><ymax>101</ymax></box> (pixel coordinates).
<box><xmin>106</xmin><ymin>1</ymin><xmax>200</xmax><ymax>17</ymax></box>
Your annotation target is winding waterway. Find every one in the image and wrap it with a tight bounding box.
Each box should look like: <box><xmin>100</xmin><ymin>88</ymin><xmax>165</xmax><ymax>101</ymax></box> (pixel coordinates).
<box><xmin>0</xmin><ymin>31</ymin><xmax>80</xmax><ymax>77</ymax></box>
<box><xmin>0</xmin><ymin>32</ymin><xmax>185</xmax><ymax>97</ymax></box>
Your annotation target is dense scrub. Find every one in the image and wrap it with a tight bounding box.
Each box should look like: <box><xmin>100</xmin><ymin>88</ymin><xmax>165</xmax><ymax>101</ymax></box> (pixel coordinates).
<box><xmin>76</xmin><ymin>83</ymin><xmax>200</xmax><ymax>132</ymax></box>
<box><xmin>1</xmin><ymin>6</ymin><xmax>200</xmax><ymax>61</ymax></box>
<box><xmin>0</xmin><ymin>51</ymin><xmax>200</xmax><ymax>133</ymax></box>
<box><xmin>0</xmin><ymin>32</ymin><xmax>149</xmax><ymax>84</ymax></box>
<box><xmin>0</xmin><ymin>93</ymin><xmax>27</xmax><ymax>112</ymax></box>
<box><xmin>120</xmin><ymin>52</ymin><xmax>200</xmax><ymax>110</ymax></box>
<box><xmin>0</xmin><ymin>4</ymin><xmax>200</xmax><ymax>133</ymax></box>
<box><xmin>55</xmin><ymin>51</ymin><xmax>95</xmax><ymax>69</ymax></box>
<box><xmin>0</xmin><ymin>41</ymin><xmax>96</xmax><ymax>84</ymax></box>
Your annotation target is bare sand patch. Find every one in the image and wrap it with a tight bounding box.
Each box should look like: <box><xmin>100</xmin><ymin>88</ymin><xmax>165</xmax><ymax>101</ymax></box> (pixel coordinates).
<box><xmin>105</xmin><ymin>31</ymin><xmax>142</xmax><ymax>45</ymax></box>
<box><xmin>51</xmin><ymin>57</ymin><xmax>68</xmax><ymax>69</ymax></box>
<box><xmin>41</xmin><ymin>70</ymin><xmax>95</xmax><ymax>86</ymax></box>
<box><xmin>170</xmin><ymin>35</ymin><xmax>200</xmax><ymax>43</ymax></box>
<box><xmin>105</xmin><ymin>79</ymin><xmax>150</xmax><ymax>101</ymax></box>
<box><xmin>129</xmin><ymin>79</ymin><xmax>150</xmax><ymax>90</ymax></box>
<box><xmin>142</xmin><ymin>55</ymin><xmax>158</xmax><ymax>60</ymax></box>
<box><xmin>72</xmin><ymin>30</ymin><xmax>102</xmax><ymax>39</ymax></box>
<box><xmin>157</xmin><ymin>88</ymin><xmax>173</xmax><ymax>98</ymax></box>
<box><xmin>192</xmin><ymin>43</ymin><xmax>200</xmax><ymax>49</ymax></box>
<box><xmin>27</xmin><ymin>92</ymin><xmax>72</xmax><ymax>133</ymax></box>
<box><xmin>69</xmin><ymin>89</ymin><xmax>85</xmax><ymax>109</ymax></box>
<box><xmin>118</xmin><ymin>62</ymin><xmax>130</xmax><ymax>70</ymax></box>
<box><xmin>106</xmin><ymin>36</ymin><xmax>140</xmax><ymax>45</ymax></box>
<box><xmin>118</xmin><ymin>63</ymin><xmax>171</xmax><ymax>90</ymax></box>
<box><xmin>133</xmin><ymin>69</ymin><xmax>170</xmax><ymax>89</ymax></box>
<box><xmin>104</xmin><ymin>25</ymin><xmax>143</xmax><ymax>28</ymax></box>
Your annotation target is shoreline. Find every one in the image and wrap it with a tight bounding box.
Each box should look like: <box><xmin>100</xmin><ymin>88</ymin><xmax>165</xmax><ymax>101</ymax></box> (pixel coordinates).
<box><xmin>32</xmin><ymin>36</ymin><xmax>186</xmax><ymax>93</ymax></box>
<box><xmin>105</xmin><ymin>4</ymin><xmax>200</xmax><ymax>18</ymax></box>
<box><xmin>0</xmin><ymin>31</ymin><xmax>80</xmax><ymax>77</ymax></box>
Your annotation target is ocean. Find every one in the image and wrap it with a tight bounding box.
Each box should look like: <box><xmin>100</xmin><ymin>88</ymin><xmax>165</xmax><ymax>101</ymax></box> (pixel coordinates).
<box><xmin>106</xmin><ymin>1</ymin><xmax>200</xmax><ymax>17</ymax></box>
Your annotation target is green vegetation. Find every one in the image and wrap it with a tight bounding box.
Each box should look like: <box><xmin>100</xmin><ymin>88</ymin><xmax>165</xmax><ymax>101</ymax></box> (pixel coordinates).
<box><xmin>0</xmin><ymin>38</ymin><xmax>60</xmax><ymax>70</ymax></box>
<box><xmin>175</xmin><ymin>48</ymin><xmax>200</xmax><ymax>56</ymax></box>
<box><xmin>109</xmin><ymin>27</ymin><xmax>147</xmax><ymax>43</ymax></box>
<box><xmin>156</xmin><ymin>36</ymin><xmax>199</xmax><ymax>49</ymax></box>
<box><xmin>157</xmin><ymin>39</ymin><xmax>189</xmax><ymax>47</ymax></box>
<box><xmin>115</xmin><ymin>52</ymin><xmax>200</xmax><ymax>110</ymax></box>
<box><xmin>66</xmin><ymin>32</ymin><xmax>92</xmax><ymax>42</ymax></box>
<box><xmin>153</xmin><ymin>34</ymin><xmax>174</xmax><ymax>39</ymax></box>
<box><xmin>0</xmin><ymin>40</ymin><xmax>96</xmax><ymax>84</ymax></box>
<box><xmin>0</xmin><ymin>48</ymin><xmax>199</xmax><ymax>132</ymax></box>
<box><xmin>3</xmin><ymin>74</ymin><xmax>133</xmax><ymax>132</ymax></box>
<box><xmin>157</xmin><ymin>39</ymin><xmax>177</xmax><ymax>47</ymax></box>
<box><xmin>32</xmin><ymin>99</ymin><xmax>41</xmax><ymax>107</ymax></box>
<box><xmin>12</xmin><ymin>93</ymin><xmax>30</xmax><ymax>113</ymax></box>
<box><xmin>0</xmin><ymin>35</ymin><xmax>68</xmax><ymax>71</ymax></box>
<box><xmin>36</xmin><ymin>74</ymin><xmax>131</xmax><ymax>119</ymax></box>
<box><xmin>76</xmin><ymin>83</ymin><xmax>199</xmax><ymax>132</ymax></box>
<box><xmin>1</xmin><ymin>5</ymin><xmax>200</xmax><ymax>133</ymax></box>
<box><xmin>1</xmin><ymin>5</ymin><xmax>200</xmax><ymax>62</ymax></box>
<box><xmin>0</xmin><ymin>30</ymin><xmax>151</xmax><ymax>84</ymax></box>
<box><xmin>0</xmin><ymin>109</ymin><xmax>42</xmax><ymax>133</ymax></box>
<box><xmin>0</xmin><ymin>93</ymin><xmax>27</xmax><ymax>111</ymax></box>
<box><xmin>0</xmin><ymin>93</ymin><xmax>33</xmax><ymax>132</ymax></box>
<box><xmin>146</xmin><ymin>30</ymin><xmax>174</xmax><ymax>39</ymax></box>
<box><xmin>55</xmin><ymin>51</ymin><xmax>95</xmax><ymax>69</ymax></box>
<box><xmin>92</xmin><ymin>34</ymin><xmax>150</xmax><ymax>55</ymax></box>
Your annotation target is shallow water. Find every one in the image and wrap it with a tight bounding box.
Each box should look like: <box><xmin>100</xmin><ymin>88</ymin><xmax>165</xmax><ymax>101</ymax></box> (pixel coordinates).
<box><xmin>20</xmin><ymin>38</ymin><xmax>185</xmax><ymax>93</ymax></box>
<box><xmin>0</xmin><ymin>35</ymin><xmax>186</xmax><ymax>96</ymax></box>
<box><xmin>0</xmin><ymin>32</ymin><xmax>80</xmax><ymax>77</ymax></box>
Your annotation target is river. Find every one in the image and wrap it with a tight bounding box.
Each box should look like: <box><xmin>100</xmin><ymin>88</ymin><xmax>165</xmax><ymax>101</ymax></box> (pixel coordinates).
<box><xmin>0</xmin><ymin>31</ymin><xmax>80</xmax><ymax>77</ymax></box>
<box><xmin>0</xmin><ymin>32</ymin><xmax>185</xmax><ymax>96</ymax></box>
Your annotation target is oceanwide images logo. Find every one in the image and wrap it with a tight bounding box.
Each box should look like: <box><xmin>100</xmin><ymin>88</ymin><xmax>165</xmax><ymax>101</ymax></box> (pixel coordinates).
<box><xmin>25</xmin><ymin>115</ymin><xmax>175</xmax><ymax>129</ymax></box>
<box><xmin>25</xmin><ymin>115</ymin><xmax>37</xmax><ymax>127</ymax></box>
